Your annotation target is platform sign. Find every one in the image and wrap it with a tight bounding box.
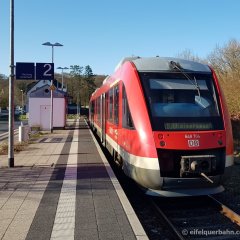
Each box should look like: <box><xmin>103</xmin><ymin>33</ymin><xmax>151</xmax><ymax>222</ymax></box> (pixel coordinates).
<box><xmin>16</xmin><ymin>62</ymin><xmax>35</xmax><ymax>80</ymax></box>
<box><xmin>36</xmin><ymin>63</ymin><xmax>54</xmax><ymax>80</ymax></box>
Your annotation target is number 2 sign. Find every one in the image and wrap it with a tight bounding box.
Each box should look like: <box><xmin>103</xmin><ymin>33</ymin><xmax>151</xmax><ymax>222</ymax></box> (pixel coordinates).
<box><xmin>36</xmin><ymin>63</ymin><xmax>54</xmax><ymax>80</ymax></box>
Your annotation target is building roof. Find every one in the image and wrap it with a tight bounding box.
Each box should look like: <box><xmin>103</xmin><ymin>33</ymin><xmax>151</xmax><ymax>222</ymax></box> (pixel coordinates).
<box><xmin>27</xmin><ymin>79</ymin><xmax>63</xmax><ymax>93</ymax></box>
<box><xmin>30</xmin><ymin>84</ymin><xmax>66</xmax><ymax>98</ymax></box>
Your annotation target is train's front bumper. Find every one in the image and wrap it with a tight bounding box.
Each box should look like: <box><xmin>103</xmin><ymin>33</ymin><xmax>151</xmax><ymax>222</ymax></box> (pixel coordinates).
<box><xmin>144</xmin><ymin>175</ymin><xmax>224</xmax><ymax>197</ymax></box>
<box><xmin>145</xmin><ymin>186</ymin><xmax>224</xmax><ymax>197</ymax></box>
<box><xmin>124</xmin><ymin>160</ymin><xmax>224</xmax><ymax>197</ymax></box>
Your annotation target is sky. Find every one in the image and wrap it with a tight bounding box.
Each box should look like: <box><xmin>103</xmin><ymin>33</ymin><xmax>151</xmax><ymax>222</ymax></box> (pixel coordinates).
<box><xmin>1</xmin><ymin>0</ymin><xmax>240</xmax><ymax>77</ymax></box>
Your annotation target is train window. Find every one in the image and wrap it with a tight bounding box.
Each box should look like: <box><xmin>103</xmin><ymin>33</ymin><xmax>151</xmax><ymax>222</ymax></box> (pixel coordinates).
<box><xmin>108</xmin><ymin>88</ymin><xmax>113</xmax><ymax>122</ymax></box>
<box><xmin>139</xmin><ymin>72</ymin><xmax>224</xmax><ymax>131</ymax></box>
<box><xmin>105</xmin><ymin>92</ymin><xmax>108</xmax><ymax>118</ymax></box>
<box><xmin>97</xmin><ymin>97</ymin><xmax>101</xmax><ymax>122</ymax></box>
<box><xmin>92</xmin><ymin>102</ymin><xmax>95</xmax><ymax>114</ymax></box>
<box><xmin>114</xmin><ymin>85</ymin><xmax>119</xmax><ymax>125</ymax></box>
<box><xmin>90</xmin><ymin>101</ymin><xmax>94</xmax><ymax>119</ymax></box>
<box><xmin>122</xmin><ymin>85</ymin><xmax>134</xmax><ymax>129</ymax></box>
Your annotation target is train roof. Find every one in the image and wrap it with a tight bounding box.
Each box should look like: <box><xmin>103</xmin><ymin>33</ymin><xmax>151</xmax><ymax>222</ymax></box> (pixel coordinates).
<box><xmin>116</xmin><ymin>57</ymin><xmax>211</xmax><ymax>73</ymax></box>
<box><xmin>92</xmin><ymin>57</ymin><xmax>211</xmax><ymax>98</ymax></box>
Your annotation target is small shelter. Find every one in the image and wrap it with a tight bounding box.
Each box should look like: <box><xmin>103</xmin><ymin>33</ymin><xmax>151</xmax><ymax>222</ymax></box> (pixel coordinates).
<box><xmin>26</xmin><ymin>79</ymin><xmax>65</xmax><ymax>113</ymax></box>
<box><xmin>29</xmin><ymin>85</ymin><xmax>67</xmax><ymax>130</ymax></box>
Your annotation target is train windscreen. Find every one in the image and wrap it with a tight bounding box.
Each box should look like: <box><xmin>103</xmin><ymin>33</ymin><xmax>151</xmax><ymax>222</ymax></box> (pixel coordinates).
<box><xmin>139</xmin><ymin>72</ymin><xmax>224</xmax><ymax>131</ymax></box>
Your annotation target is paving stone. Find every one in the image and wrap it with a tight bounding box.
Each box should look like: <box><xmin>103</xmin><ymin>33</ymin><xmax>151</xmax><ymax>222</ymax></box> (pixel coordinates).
<box><xmin>0</xmin><ymin>119</ymin><xmax>143</xmax><ymax>240</ymax></box>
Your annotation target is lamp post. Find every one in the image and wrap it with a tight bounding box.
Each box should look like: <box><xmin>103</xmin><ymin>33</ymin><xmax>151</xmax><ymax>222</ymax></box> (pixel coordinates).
<box><xmin>57</xmin><ymin>67</ymin><xmax>69</xmax><ymax>91</ymax></box>
<box><xmin>42</xmin><ymin>42</ymin><xmax>63</xmax><ymax>133</ymax></box>
<box><xmin>8</xmin><ymin>0</ymin><xmax>15</xmax><ymax>167</ymax></box>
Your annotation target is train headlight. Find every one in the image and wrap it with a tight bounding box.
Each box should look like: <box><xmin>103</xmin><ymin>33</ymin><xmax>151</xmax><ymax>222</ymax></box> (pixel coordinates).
<box><xmin>217</xmin><ymin>133</ymin><xmax>223</xmax><ymax>145</ymax></box>
<box><xmin>158</xmin><ymin>134</ymin><xmax>164</xmax><ymax>139</ymax></box>
<box><xmin>160</xmin><ymin>141</ymin><xmax>166</xmax><ymax>147</ymax></box>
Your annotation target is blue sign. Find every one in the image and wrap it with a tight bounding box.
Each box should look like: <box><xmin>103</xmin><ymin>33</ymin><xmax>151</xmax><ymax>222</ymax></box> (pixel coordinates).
<box><xmin>16</xmin><ymin>62</ymin><xmax>35</xmax><ymax>80</ymax></box>
<box><xmin>36</xmin><ymin>63</ymin><xmax>54</xmax><ymax>80</ymax></box>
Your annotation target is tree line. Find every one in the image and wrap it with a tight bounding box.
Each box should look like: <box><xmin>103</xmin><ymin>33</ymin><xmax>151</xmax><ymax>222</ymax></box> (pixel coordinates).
<box><xmin>1</xmin><ymin>39</ymin><xmax>240</xmax><ymax>120</ymax></box>
<box><xmin>0</xmin><ymin>65</ymin><xmax>104</xmax><ymax>110</ymax></box>
<box><xmin>67</xmin><ymin>65</ymin><xmax>97</xmax><ymax>107</ymax></box>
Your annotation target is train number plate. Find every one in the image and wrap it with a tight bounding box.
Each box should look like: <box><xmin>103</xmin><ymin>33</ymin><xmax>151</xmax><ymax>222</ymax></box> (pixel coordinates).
<box><xmin>188</xmin><ymin>140</ymin><xmax>199</xmax><ymax>147</ymax></box>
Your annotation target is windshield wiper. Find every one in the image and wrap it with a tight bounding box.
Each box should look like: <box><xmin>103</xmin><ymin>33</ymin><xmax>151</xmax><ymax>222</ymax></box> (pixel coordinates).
<box><xmin>169</xmin><ymin>61</ymin><xmax>203</xmax><ymax>105</ymax></box>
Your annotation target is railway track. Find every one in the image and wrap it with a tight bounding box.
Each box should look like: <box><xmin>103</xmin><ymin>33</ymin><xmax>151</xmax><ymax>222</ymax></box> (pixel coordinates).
<box><xmin>151</xmin><ymin>195</ymin><xmax>240</xmax><ymax>239</ymax></box>
<box><xmin>90</xmin><ymin>125</ymin><xmax>240</xmax><ymax>239</ymax></box>
<box><xmin>0</xmin><ymin>129</ymin><xmax>19</xmax><ymax>142</ymax></box>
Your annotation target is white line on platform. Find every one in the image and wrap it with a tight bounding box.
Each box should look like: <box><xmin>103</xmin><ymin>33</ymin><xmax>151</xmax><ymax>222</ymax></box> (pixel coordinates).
<box><xmin>44</xmin><ymin>138</ymin><xmax>52</xmax><ymax>143</ymax></box>
<box><xmin>50</xmin><ymin>120</ymin><xmax>79</xmax><ymax>240</ymax></box>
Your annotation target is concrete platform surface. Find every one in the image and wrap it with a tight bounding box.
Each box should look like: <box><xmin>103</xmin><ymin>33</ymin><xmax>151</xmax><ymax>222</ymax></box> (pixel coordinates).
<box><xmin>0</xmin><ymin>119</ymin><xmax>148</xmax><ymax>240</ymax></box>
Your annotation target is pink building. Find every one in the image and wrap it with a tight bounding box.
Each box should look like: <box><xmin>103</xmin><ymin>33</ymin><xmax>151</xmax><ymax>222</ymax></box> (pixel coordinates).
<box><xmin>29</xmin><ymin>85</ymin><xmax>67</xmax><ymax>130</ymax></box>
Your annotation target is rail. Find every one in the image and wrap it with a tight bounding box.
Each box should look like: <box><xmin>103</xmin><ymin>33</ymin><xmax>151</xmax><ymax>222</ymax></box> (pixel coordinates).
<box><xmin>0</xmin><ymin>129</ymin><xmax>19</xmax><ymax>142</ymax></box>
<box><xmin>150</xmin><ymin>195</ymin><xmax>240</xmax><ymax>240</ymax></box>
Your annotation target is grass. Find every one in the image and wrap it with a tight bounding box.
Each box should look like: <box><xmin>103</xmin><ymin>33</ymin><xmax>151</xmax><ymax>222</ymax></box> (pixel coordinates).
<box><xmin>0</xmin><ymin>131</ymin><xmax>47</xmax><ymax>155</ymax></box>
<box><xmin>67</xmin><ymin>114</ymin><xmax>80</xmax><ymax>119</ymax></box>
<box><xmin>0</xmin><ymin>141</ymin><xmax>28</xmax><ymax>155</ymax></box>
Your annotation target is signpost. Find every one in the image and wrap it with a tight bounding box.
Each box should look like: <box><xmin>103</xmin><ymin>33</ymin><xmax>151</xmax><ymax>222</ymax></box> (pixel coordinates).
<box><xmin>16</xmin><ymin>61</ymin><xmax>55</xmax><ymax>132</ymax></box>
<box><xmin>16</xmin><ymin>62</ymin><xmax>54</xmax><ymax>80</ymax></box>
<box><xmin>16</xmin><ymin>62</ymin><xmax>35</xmax><ymax>80</ymax></box>
<box><xmin>36</xmin><ymin>63</ymin><xmax>54</xmax><ymax>80</ymax></box>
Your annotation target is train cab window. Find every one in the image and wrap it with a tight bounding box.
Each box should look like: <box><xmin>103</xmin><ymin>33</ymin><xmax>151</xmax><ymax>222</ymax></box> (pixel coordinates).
<box><xmin>122</xmin><ymin>85</ymin><xmax>134</xmax><ymax>129</ymax></box>
<box><xmin>114</xmin><ymin>85</ymin><xmax>119</xmax><ymax>125</ymax></box>
<box><xmin>108</xmin><ymin>88</ymin><xmax>113</xmax><ymax>122</ymax></box>
<box><xmin>139</xmin><ymin>72</ymin><xmax>224</xmax><ymax>131</ymax></box>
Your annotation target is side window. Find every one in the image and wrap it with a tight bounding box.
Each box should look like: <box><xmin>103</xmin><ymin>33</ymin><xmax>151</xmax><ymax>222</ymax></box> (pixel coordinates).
<box><xmin>97</xmin><ymin>97</ymin><xmax>101</xmax><ymax>122</ymax></box>
<box><xmin>90</xmin><ymin>100</ymin><xmax>94</xmax><ymax>118</ymax></box>
<box><xmin>108</xmin><ymin>88</ymin><xmax>113</xmax><ymax>122</ymax></box>
<box><xmin>122</xmin><ymin>85</ymin><xmax>134</xmax><ymax>129</ymax></box>
<box><xmin>105</xmin><ymin>92</ymin><xmax>108</xmax><ymax>119</ymax></box>
<box><xmin>114</xmin><ymin>85</ymin><xmax>119</xmax><ymax>125</ymax></box>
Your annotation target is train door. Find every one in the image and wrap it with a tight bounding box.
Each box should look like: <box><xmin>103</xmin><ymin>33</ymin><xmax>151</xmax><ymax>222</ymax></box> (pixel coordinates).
<box><xmin>113</xmin><ymin>85</ymin><xmax>119</xmax><ymax>151</ymax></box>
<box><xmin>101</xmin><ymin>93</ymin><xmax>106</xmax><ymax>146</ymax></box>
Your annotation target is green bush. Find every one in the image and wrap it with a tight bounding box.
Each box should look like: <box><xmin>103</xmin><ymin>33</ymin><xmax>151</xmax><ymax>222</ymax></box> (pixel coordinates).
<box><xmin>19</xmin><ymin>114</ymin><xmax>27</xmax><ymax>120</ymax></box>
<box><xmin>67</xmin><ymin>114</ymin><xmax>79</xmax><ymax>119</ymax></box>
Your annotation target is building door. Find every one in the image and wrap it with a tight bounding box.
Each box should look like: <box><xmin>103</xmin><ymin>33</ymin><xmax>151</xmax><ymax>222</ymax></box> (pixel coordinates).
<box><xmin>40</xmin><ymin>105</ymin><xmax>50</xmax><ymax>130</ymax></box>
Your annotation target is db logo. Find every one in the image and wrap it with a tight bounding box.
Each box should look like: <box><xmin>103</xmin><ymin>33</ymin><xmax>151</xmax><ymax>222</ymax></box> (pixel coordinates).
<box><xmin>188</xmin><ymin>140</ymin><xmax>199</xmax><ymax>147</ymax></box>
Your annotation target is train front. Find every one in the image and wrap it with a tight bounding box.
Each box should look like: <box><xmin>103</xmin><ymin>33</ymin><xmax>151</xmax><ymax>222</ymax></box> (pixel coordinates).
<box><xmin>134</xmin><ymin>57</ymin><xmax>233</xmax><ymax>196</ymax></box>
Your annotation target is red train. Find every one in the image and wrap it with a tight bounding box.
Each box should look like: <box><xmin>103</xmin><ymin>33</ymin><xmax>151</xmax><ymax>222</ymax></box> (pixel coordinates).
<box><xmin>89</xmin><ymin>57</ymin><xmax>233</xmax><ymax>196</ymax></box>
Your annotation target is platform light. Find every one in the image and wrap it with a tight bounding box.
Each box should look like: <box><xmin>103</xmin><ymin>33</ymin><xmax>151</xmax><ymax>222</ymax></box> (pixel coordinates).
<box><xmin>57</xmin><ymin>67</ymin><xmax>69</xmax><ymax>91</ymax></box>
<box><xmin>42</xmin><ymin>41</ymin><xmax>63</xmax><ymax>133</ymax></box>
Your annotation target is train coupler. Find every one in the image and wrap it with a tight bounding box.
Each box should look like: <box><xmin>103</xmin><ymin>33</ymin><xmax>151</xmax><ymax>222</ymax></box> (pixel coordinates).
<box><xmin>180</xmin><ymin>155</ymin><xmax>216</xmax><ymax>179</ymax></box>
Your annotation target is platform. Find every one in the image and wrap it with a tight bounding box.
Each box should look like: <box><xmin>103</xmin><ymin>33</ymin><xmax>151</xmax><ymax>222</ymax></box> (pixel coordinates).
<box><xmin>0</xmin><ymin>118</ymin><xmax>148</xmax><ymax>240</ymax></box>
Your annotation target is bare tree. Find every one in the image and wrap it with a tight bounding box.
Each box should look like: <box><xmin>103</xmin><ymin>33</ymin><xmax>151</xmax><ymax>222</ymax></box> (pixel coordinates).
<box><xmin>176</xmin><ymin>49</ymin><xmax>205</xmax><ymax>63</ymax></box>
<box><xmin>208</xmin><ymin>39</ymin><xmax>240</xmax><ymax>81</ymax></box>
<box><xmin>207</xmin><ymin>39</ymin><xmax>240</xmax><ymax>118</ymax></box>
